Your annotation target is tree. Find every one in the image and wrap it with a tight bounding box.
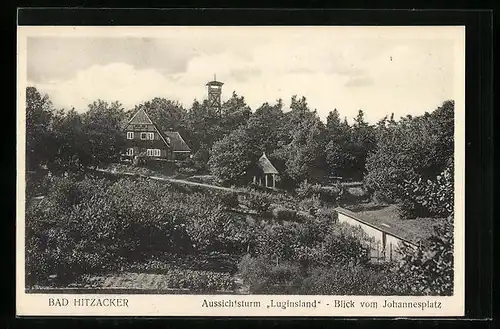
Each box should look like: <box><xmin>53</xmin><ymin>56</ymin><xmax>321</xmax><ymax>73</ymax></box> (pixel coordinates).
<box><xmin>81</xmin><ymin>100</ymin><xmax>127</xmax><ymax>167</ymax></box>
<box><xmin>208</xmin><ymin>128</ymin><xmax>261</xmax><ymax>185</ymax></box>
<box><xmin>278</xmin><ymin>115</ymin><xmax>327</xmax><ymax>184</ymax></box>
<box><xmin>324</xmin><ymin>109</ymin><xmax>353</xmax><ymax>179</ymax></box>
<box><xmin>399</xmin><ymin>162</ymin><xmax>454</xmax><ymax>219</ymax></box>
<box><xmin>246</xmin><ymin>100</ymin><xmax>286</xmax><ymax>154</ymax></box>
<box><xmin>267</xmin><ymin>96</ymin><xmax>328</xmax><ymax>185</ymax></box>
<box><xmin>184</xmin><ymin>99</ymin><xmax>223</xmax><ymax>156</ymax></box>
<box><xmin>25</xmin><ymin>87</ymin><xmax>55</xmax><ymax>170</ymax></box>
<box><xmin>324</xmin><ymin>109</ymin><xmax>375</xmax><ymax>181</ymax></box>
<box><xmin>220</xmin><ymin>92</ymin><xmax>251</xmax><ymax>135</ymax></box>
<box><xmin>134</xmin><ymin>97</ymin><xmax>188</xmax><ymax>135</ymax></box>
<box><xmin>349</xmin><ymin>110</ymin><xmax>376</xmax><ymax>180</ymax></box>
<box><xmin>365</xmin><ymin>101</ymin><xmax>454</xmax><ymax>202</ymax></box>
<box><xmin>50</xmin><ymin>108</ymin><xmax>90</xmax><ymax>172</ymax></box>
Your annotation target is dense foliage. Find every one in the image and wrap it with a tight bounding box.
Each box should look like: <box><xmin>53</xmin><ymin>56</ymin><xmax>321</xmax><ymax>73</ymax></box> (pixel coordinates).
<box><xmin>208</xmin><ymin>95</ymin><xmax>377</xmax><ymax>187</ymax></box>
<box><xmin>25</xmin><ymin>86</ymin><xmax>456</xmax><ymax>296</ymax></box>
<box><xmin>26</xmin><ymin>88</ymin><xmax>127</xmax><ymax>172</ymax></box>
<box><xmin>365</xmin><ymin>101</ymin><xmax>454</xmax><ymax>203</ymax></box>
<box><xmin>25</xmin><ymin>175</ymin><xmax>246</xmax><ymax>286</ymax></box>
<box><xmin>399</xmin><ymin>163</ymin><xmax>454</xmax><ymax>219</ymax></box>
<box><xmin>26</xmin><ymin>172</ymin><xmax>454</xmax><ymax>295</ymax></box>
<box><xmin>391</xmin><ymin>216</ymin><xmax>454</xmax><ymax>295</ymax></box>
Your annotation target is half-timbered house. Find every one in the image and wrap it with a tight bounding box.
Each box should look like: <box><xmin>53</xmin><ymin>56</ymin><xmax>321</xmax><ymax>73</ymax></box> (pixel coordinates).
<box><xmin>123</xmin><ymin>108</ymin><xmax>191</xmax><ymax>160</ymax></box>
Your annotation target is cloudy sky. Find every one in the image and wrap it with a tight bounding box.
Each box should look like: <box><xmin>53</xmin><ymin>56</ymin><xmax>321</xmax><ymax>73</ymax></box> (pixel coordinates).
<box><xmin>25</xmin><ymin>27</ymin><xmax>463</xmax><ymax>123</ymax></box>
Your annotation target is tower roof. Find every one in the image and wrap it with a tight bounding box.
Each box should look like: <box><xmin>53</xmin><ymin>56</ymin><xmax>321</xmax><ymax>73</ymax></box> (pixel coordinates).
<box><xmin>206</xmin><ymin>80</ymin><xmax>224</xmax><ymax>87</ymax></box>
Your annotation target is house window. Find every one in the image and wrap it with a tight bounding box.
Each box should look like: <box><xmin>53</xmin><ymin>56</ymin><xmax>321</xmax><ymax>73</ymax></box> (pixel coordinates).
<box><xmin>146</xmin><ymin>149</ymin><xmax>153</xmax><ymax>156</ymax></box>
<box><xmin>127</xmin><ymin>132</ymin><xmax>134</xmax><ymax>139</ymax></box>
<box><xmin>126</xmin><ymin>148</ymin><xmax>134</xmax><ymax>156</ymax></box>
<box><xmin>154</xmin><ymin>149</ymin><xmax>161</xmax><ymax>157</ymax></box>
<box><xmin>148</xmin><ymin>132</ymin><xmax>155</xmax><ymax>140</ymax></box>
<box><xmin>140</xmin><ymin>132</ymin><xmax>148</xmax><ymax>140</ymax></box>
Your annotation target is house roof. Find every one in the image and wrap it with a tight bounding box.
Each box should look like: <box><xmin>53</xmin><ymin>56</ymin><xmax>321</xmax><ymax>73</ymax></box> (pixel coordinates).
<box><xmin>257</xmin><ymin>153</ymin><xmax>279</xmax><ymax>174</ymax></box>
<box><xmin>335</xmin><ymin>206</ymin><xmax>439</xmax><ymax>245</ymax></box>
<box><xmin>128</xmin><ymin>108</ymin><xmax>153</xmax><ymax>125</ymax></box>
<box><xmin>164</xmin><ymin>131</ymin><xmax>191</xmax><ymax>152</ymax></box>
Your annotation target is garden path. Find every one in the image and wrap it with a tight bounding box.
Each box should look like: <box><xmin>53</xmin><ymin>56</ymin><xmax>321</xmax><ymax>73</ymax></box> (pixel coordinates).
<box><xmin>96</xmin><ymin>168</ymin><xmax>238</xmax><ymax>192</ymax></box>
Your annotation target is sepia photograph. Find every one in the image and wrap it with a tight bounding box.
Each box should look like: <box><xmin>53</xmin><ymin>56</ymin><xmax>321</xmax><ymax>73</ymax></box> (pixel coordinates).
<box><xmin>17</xmin><ymin>25</ymin><xmax>465</xmax><ymax>316</ymax></box>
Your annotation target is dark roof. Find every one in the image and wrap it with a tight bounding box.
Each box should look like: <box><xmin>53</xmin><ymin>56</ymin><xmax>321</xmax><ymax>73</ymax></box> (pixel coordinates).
<box><xmin>335</xmin><ymin>206</ymin><xmax>438</xmax><ymax>245</ymax></box>
<box><xmin>128</xmin><ymin>108</ymin><xmax>153</xmax><ymax>125</ymax></box>
<box><xmin>206</xmin><ymin>80</ymin><xmax>224</xmax><ymax>86</ymax></box>
<box><xmin>257</xmin><ymin>153</ymin><xmax>279</xmax><ymax>174</ymax></box>
<box><xmin>164</xmin><ymin>131</ymin><xmax>191</xmax><ymax>152</ymax></box>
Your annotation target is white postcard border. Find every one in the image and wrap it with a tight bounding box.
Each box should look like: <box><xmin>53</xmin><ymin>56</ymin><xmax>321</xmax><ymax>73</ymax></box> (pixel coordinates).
<box><xmin>16</xmin><ymin>25</ymin><xmax>466</xmax><ymax>317</ymax></box>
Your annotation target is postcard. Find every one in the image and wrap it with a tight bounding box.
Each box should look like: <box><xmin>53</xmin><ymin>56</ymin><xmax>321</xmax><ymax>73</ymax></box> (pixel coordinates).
<box><xmin>17</xmin><ymin>25</ymin><xmax>465</xmax><ymax>316</ymax></box>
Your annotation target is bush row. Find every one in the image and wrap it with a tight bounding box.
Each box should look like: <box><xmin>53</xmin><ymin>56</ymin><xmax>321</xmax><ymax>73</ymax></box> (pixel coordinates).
<box><xmin>237</xmin><ymin>255</ymin><xmax>396</xmax><ymax>295</ymax></box>
<box><xmin>124</xmin><ymin>264</ymin><xmax>236</xmax><ymax>292</ymax></box>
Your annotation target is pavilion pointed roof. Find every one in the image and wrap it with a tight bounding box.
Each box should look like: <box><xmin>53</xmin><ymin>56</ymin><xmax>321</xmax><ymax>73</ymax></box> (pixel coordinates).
<box><xmin>257</xmin><ymin>152</ymin><xmax>279</xmax><ymax>174</ymax></box>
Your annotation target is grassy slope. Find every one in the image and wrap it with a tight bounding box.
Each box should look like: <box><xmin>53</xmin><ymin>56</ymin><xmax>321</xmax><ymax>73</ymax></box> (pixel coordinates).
<box><xmin>347</xmin><ymin>203</ymin><xmax>440</xmax><ymax>243</ymax></box>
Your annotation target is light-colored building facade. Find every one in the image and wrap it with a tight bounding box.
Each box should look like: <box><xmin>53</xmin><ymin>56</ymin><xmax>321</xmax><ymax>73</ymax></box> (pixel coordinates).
<box><xmin>335</xmin><ymin>207</ymin><xmax>418</xmax><ymax>263</ymax></box>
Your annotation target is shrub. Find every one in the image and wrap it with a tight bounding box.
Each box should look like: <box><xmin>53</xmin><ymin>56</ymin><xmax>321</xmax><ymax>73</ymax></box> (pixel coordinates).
<box><xmin>94</xmin><ymin>266</ymin><xmax>236</xmax><ymax>292</ymax></box>
<box><xmin>272</xmin><ymin>207</ymin><xmax>299</xmax><ymax>222</ymax></box>
<box><xmin>25</xmin><ymin>174</ymin><xmax>248</xmax><ymax>286</ymax></box>
<box><xmin>298</xmin><ymin>194</ymin><xmax>322</xmax><ymax>212</ymax></box>
<box><xmin>237</xmin><ymin>255</ymin><xmax>394</xmax><ymax>295</ymax></box>
<box><xmin>316</xmin><ymin>207</ymin><xmax>338</xmax><ymax>222</ymax></box>
<box><xmin>391</xmin><ymin>216</ymin><xmax>454</xmax><ymax>296</ymax></box>
<box><xmin>245</xmin><ymin>193</ymin><xmax>271</xmax><ymax>213</ymax></box>
<box><xmin>399</xmin><ymin>164</ymin><xmax>454</xmax><ymax>219</ymax></box>
<box><xmin>321</xmin><ymin>223</ymin><xmax>371</xmax><ymax>265</ymax></box>
<box><xmin>187</xmin><ymin>175</ymin><xmax>222</xmax><ymax>186</ymax></box>
<box><xmin>237</xmin><ymin>255</ymin><xmax>303</xmax><ymax>294</ymax></box>
<box><xmin>255</xmin><ymin>222</ymin><xmax>301</xmax><ymax>262</ymax></box>
<box><xmin>299</xmin><ymin>264</ymin><xmax>395</xmax><ymax>295</ymax></box>
<box><xmin>26</xmin><ymin>171</ymin><xmax>51</xmax><ymax>199</ymax></box>
<box><xmin>178</xmin><ymin>167</ymin><xmax>198</xmax><ymax>176</ymax></box>
<box><xmin>237</xmin><ymin>254</ymin><xmax>272</xmax><ymax>293</ymax></box>
<box><xmin>221</xmin><ymin>192</ymin><xmax>239</xmax><ymax>209</ymax></box>
<box><xmin>318</xmin><ymin>185</ymin><xmax>343</xmax><ymax>203</ymax></box>
<box><xmin>295</xmin><ymin>181</ymin><xmax>343</xmax><ymax>204</ymax></box>
<box><xmin>295</xmin><ymin>180</ymin><xmax>320</xmax><ymax>199</ymax></box>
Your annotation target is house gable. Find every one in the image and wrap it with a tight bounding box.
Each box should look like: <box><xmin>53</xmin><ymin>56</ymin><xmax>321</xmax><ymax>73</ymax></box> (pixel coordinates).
<box><xmin>125</xmin><ymin>109</ymin><xmax>171</xmax><ymax>148</ymax></box>
<box><xmin>128</xmin><ymin>108</ymin><xmax>153</xmax><ymax>125</ymax></box>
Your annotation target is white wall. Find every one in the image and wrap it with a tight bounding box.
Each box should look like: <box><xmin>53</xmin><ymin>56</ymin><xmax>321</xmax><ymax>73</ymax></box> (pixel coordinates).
<box><xmin>337</xmin><ymin>212</ymin><xmax>408</xmax><ymax>262</ymax></box>
<box><xmin>338</xmin><ymin>212</ymin><xmax>383</xmax><ymax>243</ymax></box>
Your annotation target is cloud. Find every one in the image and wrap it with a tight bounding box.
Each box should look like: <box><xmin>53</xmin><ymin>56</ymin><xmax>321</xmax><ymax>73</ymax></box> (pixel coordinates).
<box><xmin>344</xmin><ymin>76</ymin><xmax>374</xmax><ymax>88</ymax></box>
<box><xmin>27</xmin><ymin>37</ymin><xmax>204</xmax><ymax>83</ymax></box>
<box><xmin>228</xmin><ymin>68</ymin><xmax>262</xmax><ymax>82</ymax></box>
<box><xmin>26</xmin><ymin>29</ymin><xmax>460</xmax><ymax>124</ymax></box>
<box><xmin>31</xmin><ymin>63</ymin><xmax>203</xmax><ymax>111</ymax></box>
